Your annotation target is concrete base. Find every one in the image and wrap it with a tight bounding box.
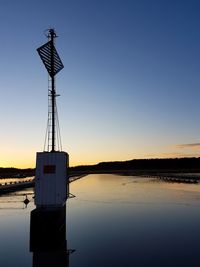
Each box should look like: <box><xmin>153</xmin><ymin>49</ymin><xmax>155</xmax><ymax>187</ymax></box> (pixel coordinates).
<box><xmin>35</xmin><ymin>151</ymin><xmax>69</xmax><ymax>208</ymax></box>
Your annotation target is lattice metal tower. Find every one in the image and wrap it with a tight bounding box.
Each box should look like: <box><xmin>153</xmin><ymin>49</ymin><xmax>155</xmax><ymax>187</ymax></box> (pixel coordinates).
<box><xmin>35</xmin><ymin>29</ymin><xmax>69</xmax><ymax>208</ymax></box>
<box><xmin>37</xmin><ymin>29</ymin><xmax>64</xmax><ymax>152</ymax></box>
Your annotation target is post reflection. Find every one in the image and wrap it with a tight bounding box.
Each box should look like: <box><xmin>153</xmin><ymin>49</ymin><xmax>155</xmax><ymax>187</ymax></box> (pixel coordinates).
<box><xmin>29</xmin><ymin>205</ymin><xmax>70</xmax><ymax>267</ymax></box>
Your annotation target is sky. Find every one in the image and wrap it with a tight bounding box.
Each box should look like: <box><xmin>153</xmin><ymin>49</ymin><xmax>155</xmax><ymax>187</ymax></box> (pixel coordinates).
<box><xmin>0</xmin><ymin>0</ymin><xmax>200</xmax><ymax>168</ymax></box>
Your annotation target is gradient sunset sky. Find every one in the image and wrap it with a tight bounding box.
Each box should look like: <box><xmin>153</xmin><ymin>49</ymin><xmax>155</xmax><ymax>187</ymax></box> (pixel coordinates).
<box><xmin>0</xmin><ymin>0</ymin><xmax>200</xmax><ymax>168</ymax></box>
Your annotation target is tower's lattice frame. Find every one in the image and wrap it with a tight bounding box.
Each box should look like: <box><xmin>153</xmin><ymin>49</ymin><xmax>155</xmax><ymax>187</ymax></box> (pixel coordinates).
<box><xmin>37</xmin><ymin>29</ymin><xmax>64</xmax><ymax>152</ymax></box>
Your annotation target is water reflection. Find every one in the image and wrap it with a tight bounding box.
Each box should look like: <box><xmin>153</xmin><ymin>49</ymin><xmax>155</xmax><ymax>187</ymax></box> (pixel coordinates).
<box><xmin>30</xmin><ymin>205</ymin><xmax>71</xmax><ymax>267</ymax></box>
<box><xmin>0</xmin><ymin>175</ymin><xmax>200</xmax><ymax>266</ymax></box>
<box><xmin>68</xmin><ymin>174</ymin><xmax>200</xmax><ymax>267</ymax></box>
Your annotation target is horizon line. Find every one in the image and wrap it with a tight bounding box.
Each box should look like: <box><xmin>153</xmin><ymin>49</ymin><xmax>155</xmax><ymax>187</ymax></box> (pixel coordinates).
<box><xmin>1</xmin><ymin>156</ymin><xmax>200</xmax><ymax>170</ymax></box>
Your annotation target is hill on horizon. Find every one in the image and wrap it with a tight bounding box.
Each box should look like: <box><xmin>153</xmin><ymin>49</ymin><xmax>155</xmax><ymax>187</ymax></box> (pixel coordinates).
<box><xmin>1</xmin><ymin>157</ymin><xmax>200</xmax><ymax>176</ymax></box>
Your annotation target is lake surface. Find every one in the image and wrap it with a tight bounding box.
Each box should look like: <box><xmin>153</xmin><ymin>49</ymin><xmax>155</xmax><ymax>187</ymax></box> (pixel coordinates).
<box><xmin>0</xmin><ymin>174</ymin><xmax>200</xmax><ymax>267</ymax></box>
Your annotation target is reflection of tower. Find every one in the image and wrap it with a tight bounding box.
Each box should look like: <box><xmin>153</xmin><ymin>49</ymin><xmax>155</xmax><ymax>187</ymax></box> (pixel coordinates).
<box><xmin>35</xmin><ymin>29</ymin><xmax>69</xmax><ymax>208</ymax></box>
<box><xmin>30</xmin><ymin>207</ymin><xmax>70</xmax><ymax>267</ymax></box>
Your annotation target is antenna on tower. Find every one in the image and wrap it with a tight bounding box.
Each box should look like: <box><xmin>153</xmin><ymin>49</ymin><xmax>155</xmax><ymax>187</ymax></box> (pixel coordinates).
<box><xmin>37</xmin><ymin>28</ymin><xmax>64</xmax><ymax>152</ymax></box>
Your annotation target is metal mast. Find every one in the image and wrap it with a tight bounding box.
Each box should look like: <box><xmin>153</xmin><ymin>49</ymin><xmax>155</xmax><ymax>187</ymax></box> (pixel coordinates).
<box><xmin>49</xmin><ymin>29</ymin><xmax>56</xmax><ymax>152</ymax></box>
<box><xmin>37</xmin><ymin>28</ymin><xmax>64</xmax><ymax>152</ymax></box>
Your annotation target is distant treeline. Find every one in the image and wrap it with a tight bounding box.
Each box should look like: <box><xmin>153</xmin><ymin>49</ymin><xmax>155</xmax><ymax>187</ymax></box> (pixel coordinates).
<box><xmin>0</xmin><ymin>167</ymin><xmax>34</xmax><ymax>178</ymax></box>
<box><xmin>1</xmin><ymin>157</ymin><xmax>200</xmax><ymax>177</ymax></box>
<box><xmin>69</xmin><ymin>157</ymin><xmax>200</xmax><ymax>173</ymax></box>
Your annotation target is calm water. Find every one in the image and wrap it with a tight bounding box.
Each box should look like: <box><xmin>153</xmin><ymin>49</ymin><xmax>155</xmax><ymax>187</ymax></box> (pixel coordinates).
<box><xmin>0</xmin><ymin>174</ymin><xmax>200</xmax><ymax>267</ymax></box>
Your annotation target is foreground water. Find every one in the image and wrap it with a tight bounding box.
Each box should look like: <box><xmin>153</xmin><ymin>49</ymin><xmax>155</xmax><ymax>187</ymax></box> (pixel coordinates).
<box><xmin>0</xmin><ymin>174</ymin><xmax>200</xmax><ymax>266</ymax></box>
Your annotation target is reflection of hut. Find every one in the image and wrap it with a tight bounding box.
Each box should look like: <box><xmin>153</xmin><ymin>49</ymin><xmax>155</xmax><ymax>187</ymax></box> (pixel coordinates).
<box><xmin>30</xmin><ymin>206</ymin><xmax>69</xmax><ymax>267</ymax></box>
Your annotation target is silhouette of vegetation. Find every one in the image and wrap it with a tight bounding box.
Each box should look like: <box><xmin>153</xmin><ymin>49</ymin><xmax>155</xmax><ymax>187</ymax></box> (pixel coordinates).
<box><xmin>69</xmin><ymin>157</ymin><xmax>200</xmax><ymax>175</ymax></box>
<box><xmin>0</xmin><ymin>167</ymin><xmax>34</xmax><ymax>178</ymax></box>
<box><xmin>1</xmin><ymin>157</ymin><xmax>200</xmax><ymax>177</ymax></box>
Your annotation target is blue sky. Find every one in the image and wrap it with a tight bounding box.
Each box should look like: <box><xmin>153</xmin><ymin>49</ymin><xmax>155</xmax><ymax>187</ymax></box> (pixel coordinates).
<box><xmin>0</xmin><ymin>0</ymin><xmax>200</xmax><ymax>167</ymax></box>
